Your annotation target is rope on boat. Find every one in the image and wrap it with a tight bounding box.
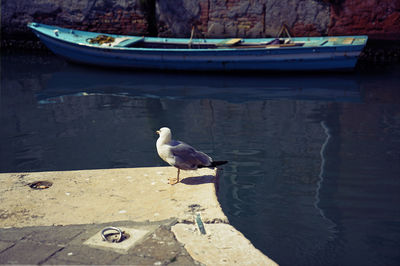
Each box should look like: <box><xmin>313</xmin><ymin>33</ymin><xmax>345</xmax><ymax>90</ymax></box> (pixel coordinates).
<box><xmin>276</xmin><ymin>23</ymin><xmax>292</xmax><ymax>42</ymax></box>
<box><xmin>87</xmin><ymin>35</ymin><xmax>115</xmax><ymax>45</ymax></box>
<box><xmin>188</xmin><ymin>26</ymin><xmax>195</xmax><ymax>48</ymax></box>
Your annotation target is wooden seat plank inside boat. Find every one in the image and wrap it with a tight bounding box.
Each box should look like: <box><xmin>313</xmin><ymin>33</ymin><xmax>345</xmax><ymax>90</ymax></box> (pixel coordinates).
<box><xmin>217</xmin><ymin>38</ymin><xmax>243</xmax><ymax>47</ymax></box>
<box><xmin>114</xmin><ymin>36</ymin><xmax>145</xmax><ymax>47</ymax></box>
<box><xmin>342</xmin><ymin>37</ymin><xmax>355</xmax><ymax>44</ymax></box>
<box><xmin>130</xmin><ymin>41</ymin><xmax>217</xmax><ymax>49</ymax></box>
<box><xmin>126</xmin><ymin>38</ymin><xmax>304</xmax><ymax>49</ymax></box>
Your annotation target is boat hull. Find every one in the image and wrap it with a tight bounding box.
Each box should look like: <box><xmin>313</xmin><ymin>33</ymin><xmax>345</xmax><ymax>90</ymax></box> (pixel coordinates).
<box><xmin>29</xmin><ymin>23</ymin><xmax>368</xmax><ymax>71</ymax></box>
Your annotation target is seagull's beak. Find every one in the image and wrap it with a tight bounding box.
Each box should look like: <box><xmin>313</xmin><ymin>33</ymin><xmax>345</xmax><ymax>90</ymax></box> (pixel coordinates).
<box><xmin>156</xmin><ymin>130</ymin><xmax>160</xmax><ymax>135</ymax></box>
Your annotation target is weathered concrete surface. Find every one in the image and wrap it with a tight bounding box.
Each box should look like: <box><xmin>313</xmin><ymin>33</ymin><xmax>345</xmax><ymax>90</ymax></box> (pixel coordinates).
<box><xmin>0</xmin><ymin>220</ymin><xmax>200</xmax><ymax>265</ymax></box>
<box><xmin>172</xmin><ymin>223</ymin><xmax>277</xmax><ymax>266</ymax></box>
<box><xmin>0</xmin><ymin>167</ymin><xmax>277</xmax><ymax>265</ymax></box>
<box><xmin>0</xmin><ymin>167</ymin><xmax>227</xmax><ymax>228</ymax></box>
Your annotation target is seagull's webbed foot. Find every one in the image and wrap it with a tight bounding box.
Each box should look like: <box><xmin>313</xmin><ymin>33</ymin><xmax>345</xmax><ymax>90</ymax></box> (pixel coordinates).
<box><xmin>168</xmin><ymin>169</ymin><xmax>180</xmax><ymax>185</ymax></box>
<box><xmin>168</xmin><ymin>177</ymin><xmax>179</xmax><ymax>185</ymax></box>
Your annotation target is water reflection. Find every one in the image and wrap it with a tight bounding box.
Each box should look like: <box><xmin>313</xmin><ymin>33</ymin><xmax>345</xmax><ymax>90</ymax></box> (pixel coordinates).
<box><xmin>35</xmin><ymin>60</ymin><xmax>362</xmax><ymax>103</ymax></box>
<box><xmin>1</xmin><ymin>53</ymin><xmax>400</xmax><ymax>266</ymax></box>
<box><xmin>315</xmin><ymin>121</ymin><xmax>337</xmax><ymax>233</ymax></box>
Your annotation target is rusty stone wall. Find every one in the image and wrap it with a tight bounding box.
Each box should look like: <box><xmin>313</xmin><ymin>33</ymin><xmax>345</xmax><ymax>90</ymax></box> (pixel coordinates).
<box><xmin>328</xmin><ymin>0</ymin><xmax>400</xmax><ymax>39</ymax></box>
<box><xmin>1</xmin><ymin>0</ymin><xmax>148</xmax><ymax>37</ymax></box>
<box><xmin>156</xmin><ymin>0</ymin><xmax>201</xmax><ymax>37</ymax></box>
<box><xmin>206</xmin><ymin>0</ymin><xmax>268</xmax><ymax>38</ymax></box>
<box><xmin>155</xmin><ymin>0</ymin><xmax>330</xmax><ymax>38</ymax></box>
<box><xmin>155</xmin><ymin>0</ymin><xmax>399</xmax><ymax>39</ymax></box>
<box><xmin>1</xmin><ymin>0</ymin><xmax>399</xmax><ymax>43</ymax></box>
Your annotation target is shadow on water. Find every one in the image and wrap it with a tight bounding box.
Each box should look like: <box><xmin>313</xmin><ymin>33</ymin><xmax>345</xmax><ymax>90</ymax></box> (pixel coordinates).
<box><xmin>2</xmin><ymin>52</ymin><xmax>400</xmax><ymax>266</ymax></box>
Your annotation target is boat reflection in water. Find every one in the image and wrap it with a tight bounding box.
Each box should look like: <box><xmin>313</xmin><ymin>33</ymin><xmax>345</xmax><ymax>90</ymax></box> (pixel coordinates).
<box><xmin>37</xmin><ymin>64</ymin><xmax>361</xmax><ymax>104</ymax></box>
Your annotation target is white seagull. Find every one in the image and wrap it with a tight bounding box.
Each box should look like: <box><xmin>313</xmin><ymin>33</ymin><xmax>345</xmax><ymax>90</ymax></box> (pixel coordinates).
<box><xmin>156</xmin><ymin>127</ymin><xmax>227</xmax><ymax>184</ymax></box>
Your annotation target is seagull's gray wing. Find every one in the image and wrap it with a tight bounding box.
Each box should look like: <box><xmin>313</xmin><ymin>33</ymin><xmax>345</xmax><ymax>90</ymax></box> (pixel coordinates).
<box><xmin>169</xmin><ymin>140</ymin><xmax>212</xmax><ymax>170</ymax></box>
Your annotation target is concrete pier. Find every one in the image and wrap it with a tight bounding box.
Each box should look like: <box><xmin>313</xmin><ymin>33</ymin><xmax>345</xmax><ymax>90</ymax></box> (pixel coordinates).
<box><xmin>0</xmin><ymin>167</ymin><xmax>277</xmax><ymax>265</ymax></box>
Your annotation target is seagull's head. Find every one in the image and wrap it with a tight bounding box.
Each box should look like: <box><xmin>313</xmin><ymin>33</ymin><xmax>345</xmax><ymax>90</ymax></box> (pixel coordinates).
<box><xmin>156</xmin><ymin>127</ymin><xmax>172</xmax><ymax>142</ymax></box>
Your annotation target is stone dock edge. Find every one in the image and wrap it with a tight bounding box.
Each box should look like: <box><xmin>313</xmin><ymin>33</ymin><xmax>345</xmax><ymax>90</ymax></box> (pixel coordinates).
<box><xmin>0</xmin><ymin>167</ymin><xmax>278</xmax><ymax>265</ymax></box>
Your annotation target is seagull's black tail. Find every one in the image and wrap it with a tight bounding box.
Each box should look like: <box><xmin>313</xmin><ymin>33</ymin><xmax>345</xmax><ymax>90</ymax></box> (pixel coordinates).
<box><xmin>211</xmin><ymin>161</ymin><xmax>228</xmax><ymax>167</ymax></box>
<box><xmin>198</xmin><ymin>161</ymin><xmax>228</xmax><ymax>168</ymax></box>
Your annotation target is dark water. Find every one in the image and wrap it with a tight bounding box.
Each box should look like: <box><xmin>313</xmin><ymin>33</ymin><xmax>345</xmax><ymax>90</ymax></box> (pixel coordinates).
<box><xmin>1</xmin><ymin>52</ymin><xmax>400</xmax><ymax>266</ymax></box>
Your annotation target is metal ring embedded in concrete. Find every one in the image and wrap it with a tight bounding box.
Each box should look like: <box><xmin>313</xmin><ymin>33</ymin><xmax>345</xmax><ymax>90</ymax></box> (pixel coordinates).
<box><xmin>28</xmin><ymin>181</ymin><xmax>53</xmax><ymax>190</ymax></box>
<box><xmin>101</xmin><ymin>227</ymin><xmax>123</xmax><ymax>243</ymax></box>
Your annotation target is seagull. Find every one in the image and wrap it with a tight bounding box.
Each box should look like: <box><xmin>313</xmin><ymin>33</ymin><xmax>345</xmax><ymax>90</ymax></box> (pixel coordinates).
<box><xmin>156</xmin><ymin>127</ymin><xmax>227</xmax><ymax>184</ymax></box>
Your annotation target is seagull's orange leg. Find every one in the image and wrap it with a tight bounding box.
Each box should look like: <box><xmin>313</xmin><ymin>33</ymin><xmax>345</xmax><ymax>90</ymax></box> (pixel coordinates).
<box><xmin>169</xmin><ymin>169</ymin><xmax>180</xmax><ymax>185</ymax></box>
